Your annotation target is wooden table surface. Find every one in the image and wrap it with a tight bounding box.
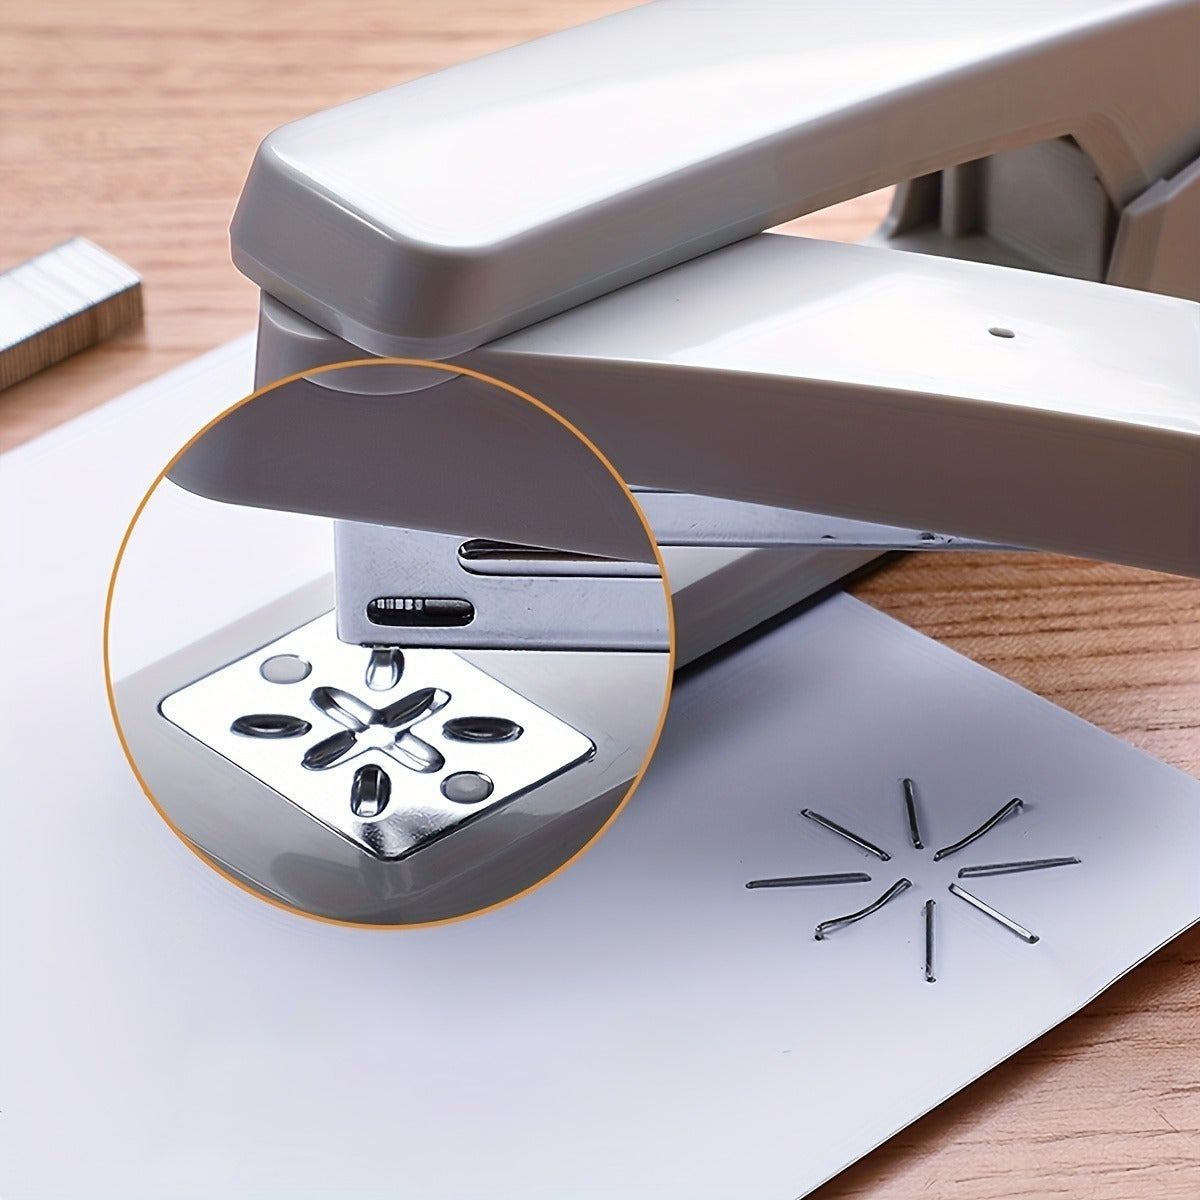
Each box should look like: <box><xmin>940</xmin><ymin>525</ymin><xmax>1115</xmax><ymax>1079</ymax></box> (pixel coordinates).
<box><xmin>4</xmin><ymin>2</ymin><xmax>1198</xmax><ymax>1195</ymax></box>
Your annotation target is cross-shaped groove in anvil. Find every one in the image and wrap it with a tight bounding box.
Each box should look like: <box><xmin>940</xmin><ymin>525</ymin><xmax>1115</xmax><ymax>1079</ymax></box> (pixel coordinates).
<box><xmin>302</xmin><ymin>685</ymin><xmax>451</xmax><ymax>774</ymax></box>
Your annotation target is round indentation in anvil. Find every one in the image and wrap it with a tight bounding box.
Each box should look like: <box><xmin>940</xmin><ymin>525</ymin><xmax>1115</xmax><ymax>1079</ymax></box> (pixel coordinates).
<box><xmin>230</xmin><ymin>713</ymin><xmax>312</xmax><ymax>738</ymax></box>
<box><xmin>259</xmin><ymin>654</ymin><xmax>312</xmax><ymax>684</ymax></box>
<box><xmin>441</xmin><ymin>771</ymin><xmax>494</xmax><ymax>804</ymax></box>
<box><xmin>442</xmin><ymin>716</ymin><xmax>523</xmax><ymax>743</ymax></box>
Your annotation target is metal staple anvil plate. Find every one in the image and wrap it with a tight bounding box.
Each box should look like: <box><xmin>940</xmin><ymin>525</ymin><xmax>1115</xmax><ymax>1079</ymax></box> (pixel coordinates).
<box><xmin>160</xmin><ymin>612</ymin><xmax>595</xmax><ymax>859</ymax></box>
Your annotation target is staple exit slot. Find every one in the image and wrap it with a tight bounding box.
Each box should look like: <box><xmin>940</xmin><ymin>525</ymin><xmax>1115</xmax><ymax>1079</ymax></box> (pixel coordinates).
<box><xmin>366</xmin><ymin>597</ymin><xmax>475</xmax><ymax>627</ymax></box>
<box><xmin>458</xmin><ymin>539</ymin><xmax>660</xmax><ymax>578</ymax></box>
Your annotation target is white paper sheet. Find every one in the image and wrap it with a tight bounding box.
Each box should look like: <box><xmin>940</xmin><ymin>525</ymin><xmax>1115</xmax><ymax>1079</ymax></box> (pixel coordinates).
<box><xmin>2</xmin><ymin>344</ymin><xmax>1198</xmax><ymax>1199</ymax></box>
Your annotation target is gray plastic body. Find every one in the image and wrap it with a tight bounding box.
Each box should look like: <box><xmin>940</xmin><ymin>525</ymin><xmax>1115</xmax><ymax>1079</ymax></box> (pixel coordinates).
<box><xmin>183</xmin><ymin>236</ymin><xmax>1200</xmax><ymax>576</ymax></box>
<box><xmin>169</xmin><ymin>371</ymin><xmax>658</xmax><ymax>564</ymax></box>
<box><xmin>187</xmin><ymin>0</ymin><xmax>1200</xmax><ymax>585</ymax></box>
<box><xmin>231</xmin><ymin>0</ymin><xmax>1200</xmax><ymax>359</ymax></box>
<box><xmin>469</xmin><ymin>235</ymin><xmax>1200</xmax><ymax>578</ymax></box>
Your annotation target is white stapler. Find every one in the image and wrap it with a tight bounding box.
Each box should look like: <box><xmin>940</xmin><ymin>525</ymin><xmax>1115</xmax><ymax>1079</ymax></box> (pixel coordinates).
<box><xmin>128</xmin><ymin>0</ymin><xmax>1200</xmax><ymax>924</ymax></box>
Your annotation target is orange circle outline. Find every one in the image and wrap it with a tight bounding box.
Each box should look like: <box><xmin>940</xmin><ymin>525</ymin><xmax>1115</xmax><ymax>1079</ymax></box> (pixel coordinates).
<box><xmin>103</xmin><ymin>356</ymin><xmax>676</xmax><ymax>930</ymax></box>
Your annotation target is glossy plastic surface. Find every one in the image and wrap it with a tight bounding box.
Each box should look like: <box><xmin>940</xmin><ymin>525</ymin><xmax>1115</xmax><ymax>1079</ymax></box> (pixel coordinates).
<box><xmin>472</xmin><ymin>235</ymin><xmax>1200</xmax><ymax>576</ymax></box>
<box><xmin>231</xmin><ymin>0</ymin><xmax>1199</xmax><ymax>357</ymax></box>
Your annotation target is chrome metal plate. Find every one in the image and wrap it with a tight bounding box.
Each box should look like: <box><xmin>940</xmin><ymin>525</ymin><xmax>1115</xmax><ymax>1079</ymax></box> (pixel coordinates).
<box><xmin>160</xmin><ymin>613</ymin><xmax>595</xmax><ymax>859</ymax></box>
<box><xmin>334</xmin><ymin>521</ymin><xmax>669</xmax><ymax>652</ymax></box>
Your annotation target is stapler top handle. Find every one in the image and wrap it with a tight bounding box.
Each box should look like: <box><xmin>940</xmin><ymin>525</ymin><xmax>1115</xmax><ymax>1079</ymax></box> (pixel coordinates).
<box><xmin>230</xmin><ymin>0</ymin><xmax>1199</xmax><ymax>359</ymax></box>
<box><xmin>169</xmin><ymin>0</ymin><xmax>1200</xmax><ymax>577</ymax></box>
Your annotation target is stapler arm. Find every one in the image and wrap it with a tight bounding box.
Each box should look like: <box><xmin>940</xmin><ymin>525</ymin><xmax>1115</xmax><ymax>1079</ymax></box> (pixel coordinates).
<box><xmin>171</xmin><ymin>0</ymin><xmax>1200</xmax><ymax>652</ymax></box>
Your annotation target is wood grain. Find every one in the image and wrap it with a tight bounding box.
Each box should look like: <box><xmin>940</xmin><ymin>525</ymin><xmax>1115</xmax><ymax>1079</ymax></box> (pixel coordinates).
<box><xmin>2</xmin><ymin>2</ymin><xmax>1197</xmax><ymax>1194</ymax></box>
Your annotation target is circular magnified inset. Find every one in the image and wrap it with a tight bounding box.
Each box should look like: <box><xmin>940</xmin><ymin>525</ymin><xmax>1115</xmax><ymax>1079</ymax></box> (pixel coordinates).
<box><xmin>106</xmin><ymin>358</ymin><xmax>673</xmax><ymax>926</ymax></box>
